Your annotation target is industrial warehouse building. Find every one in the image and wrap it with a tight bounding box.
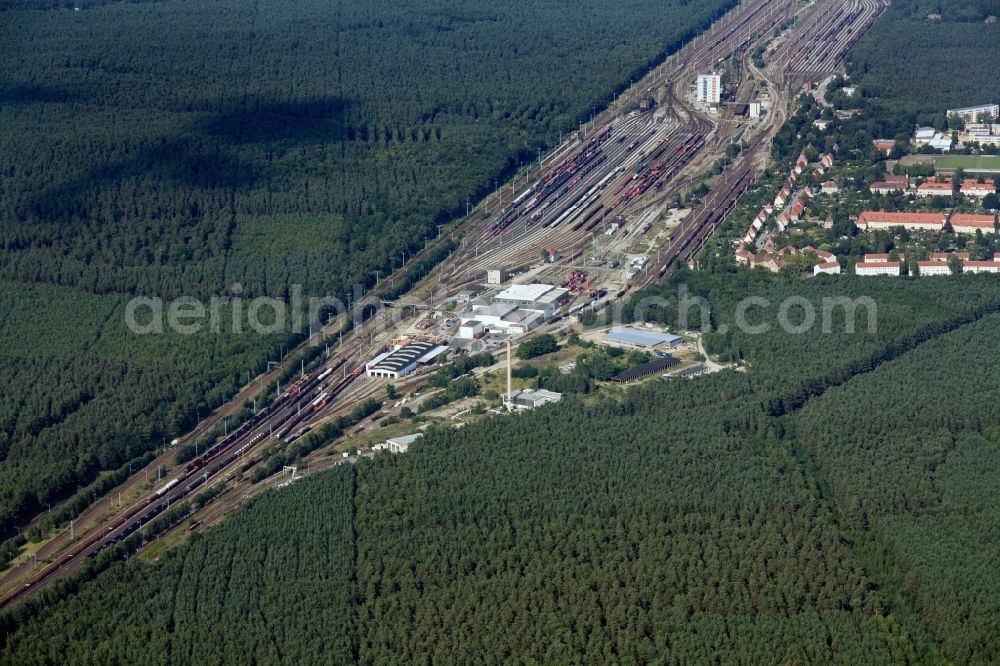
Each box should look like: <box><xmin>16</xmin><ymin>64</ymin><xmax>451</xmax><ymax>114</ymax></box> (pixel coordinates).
<box><xmin>603</xmin><ymin>327</ymin><xmax>682</xmax><ymax>349</ymax></box>
<box><xmin>463</xmin><ymin>302</ymin><xmax>544</xmax><ymax>337</ymax></box>
<box><xmin>914</xmin><ymin>127</ymin><xmax>936</xmax><ymax>144</ymax></box>
<box><xmin>366</xmin><ymin>341</ymin><xmax>448</xmax><ymax>379</ymax></box>
<box><xmin>505</xmin><ymin>389</ymin><xmax>562</xmax><ymax>410</ymax></box>
<box><xmin>387</xmin><ymin>433</ymin><xmax>421</xmax><ymax>453</ymax></box>
<box><xmin>458</xmin><ymin>320</ymin><xmax>484</xmax><ymax>339</ymax></box>
<box><xmin>372</xmin><ymin>433</ymin><xmax>422</xmax><ymax>454</ymax></box>
<box><xmin>492</xmin><ymin>283</ymin><xmax>569</xmax><ymax>316</ymax></box>
<box><xmin>459</xmin><ymin>283</ymin><xmax>569</xmax><ymax>337</ymax></box>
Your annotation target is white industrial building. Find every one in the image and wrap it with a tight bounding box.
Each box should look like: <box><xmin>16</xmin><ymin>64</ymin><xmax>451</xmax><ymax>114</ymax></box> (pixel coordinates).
<box><xmin>462</xmin><ymin>302</ymin><xmax>545</xmax><ymax>337</ymax></box>
<box><xmin>914</xmin><ymin>127</ymin><xmax>936</xmax><ymax>144</ymax></box>
<box><xmin>458</xmin><ymin>320</ymin><xmax>484</xmax><ymax>339</ymax></box>
<box><xmin>928</xmin><ymin>136</ymin><xmax>953</xmax><ymax>152</ymax></box>
<box><xmin>366</xmin><ymin>341</ymin><xmax>448</xmax><ymax>379</ymax></box>
<box><xmin>387</xmin><ymin>433</ymin><xmax>421</xmax><ymax>453</ymax></box>
<box><xmin>492</xmin><ymin>283</ymin><xmax>569</xmax><ymax>315</ymax></box>
<box><xmin>505</xmin><ymin>389</ymin><xmax>562</xmax><ymax>411</ymax></box>
<box><xmin>696</xmin><ymin>74</ymin><xmax>721</xmax><ymax>104</ymax></box>
<box><xmin>372</xmin><ymin>433</ymin><xmax>422</xmax><ymax>454</ymax></box>
<box><xmin>459</xmin><ymin>283</ymin><xmax>568</xmax><ymax>337</ymax></box>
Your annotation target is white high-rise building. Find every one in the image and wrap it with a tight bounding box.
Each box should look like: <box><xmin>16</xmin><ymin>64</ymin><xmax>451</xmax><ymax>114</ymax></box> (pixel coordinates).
<box><xmin>696</xmin><ymin>74</ymin><xmax>721</xmax><ymax>104</ymax></box>
<box><xmin>946</xmin><ymin>103</ymin><xmax>998</xmax><ymax>122</ymax></box>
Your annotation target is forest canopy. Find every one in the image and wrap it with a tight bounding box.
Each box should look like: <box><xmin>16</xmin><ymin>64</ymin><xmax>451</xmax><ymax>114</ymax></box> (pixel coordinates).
<box><xmin>6</xmin><ymin>279</ymin><xmax>1000</xmax><ymax>663</ymax></box>
<box><xmin>846</xmin><ymin>0</ymin><xmax>1000</xmax><ymax>118</ymax></box>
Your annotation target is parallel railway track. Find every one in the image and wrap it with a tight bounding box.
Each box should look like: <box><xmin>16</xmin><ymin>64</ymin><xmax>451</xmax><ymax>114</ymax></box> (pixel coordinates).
<box><xmin>0</xmin><ymin>0</ymin><xmax>889</xmax><ymax>610</ymax></box>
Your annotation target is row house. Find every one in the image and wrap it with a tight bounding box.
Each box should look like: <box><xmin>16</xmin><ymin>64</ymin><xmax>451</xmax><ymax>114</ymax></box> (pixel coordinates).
<box><xmin>916</xmin><ymin>260</ymin><xmax>951</xmax><ymax>276</ymax></box>
<box><xmin>801</xmin><ymin>246</ymin><xmax>836</xmax><ymax>263</ymax></box>
<box><xmin>734</xmin><ymin>245</ymin><xmax>784</xmax><ymax>272</ymax></box>
<box><xmin>950</xmin><ymin>214</ymin><xmax>997</xmax><ymax>234</ymax></box>
<box><xmin>959</xmin><ymin>179</ymin><xmax>996</xmax><ymax>198</ymax></box>
<box><xmin>963</xmin><ymin>261</ymin><xmax>1000</xmax><ymax>274</ymax></box>
<box><xmin>868</xmin><ymin>176</ymin><xmax>911</xmax><ymax>195</ymax></box>
<box><xmin>869</xmin><ymin>181</ymin><xmax>906</xmax><ymax>195</ymax></box>
<box><xmin>855</xmin><ymin>261</ymin><xmax>902</xmax><ymax>276</ymax></box>
<box><xmin>814</xmin><ymin>260</ymin><xmax>841</xmax><ymax>275</ymax></box>
<box><xmin>873</xmin><ymin>139</ymin><xmax>895</xmax><ymax>155</ymax></box>
<box><xmin>864</xmin><ymin>252</ymin><xmax>905</xmax><ymax>263</ymax></box>
<box><xmin>789</xmin><ymin>200</ymin><xmax>806</xmax><ymax>221</ymax></box>
<box><xmin>743</xmin><ymin>218</ymin><xmax>764</xmax><ymax>244</ymax></box>
<box><xmin>855</xmin><ymin>211</ymin><xmax>947</xmax><ymax>232</ymax></box>
<box><xmin>774</xmin><ymin>187</ymin><xmax>790</xmax><ymax>208</ymax></box>
<box><xmin>910</xmin><ymin>253</ymin><xmax>1000</xmax><ymax>276</ymax></box>
<box><xmin>763</xmin><ymin>234</ymin><xmax>776</xmax><ymax>254</ymax></box>
<box><xmin>916</xmin><ymin>179</ymin><xmax>953</xmax><ymax>197</ymax></box>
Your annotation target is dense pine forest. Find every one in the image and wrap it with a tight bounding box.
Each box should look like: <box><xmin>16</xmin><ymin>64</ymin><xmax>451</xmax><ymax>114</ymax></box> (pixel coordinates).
<box><xmin>5</xmin><ymin>277</ymin><xmax>1000</xmax><ymax>663</ymax></box>
<box><xmin>0</xmin><ymin>0</ymin><xmax>736</xmax><ymax>540</ymax></box>
<box><xmin>846</xmin><ymin>0</ymin><xmax>1000</xmax><ymax>120</ymax></box>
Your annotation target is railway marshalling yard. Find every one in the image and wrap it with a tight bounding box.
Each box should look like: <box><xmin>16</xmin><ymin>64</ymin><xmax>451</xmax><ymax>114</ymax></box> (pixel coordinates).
<box><xmin>0</xmin><ymin>0</ymin><xmax>889</xmax><ymax>607</ymax></box>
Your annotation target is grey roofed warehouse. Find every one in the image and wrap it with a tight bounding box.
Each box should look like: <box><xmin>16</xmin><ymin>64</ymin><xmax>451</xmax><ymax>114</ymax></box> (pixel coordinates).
<box><xmin>505</xmin><ymin>388</ymin><xmax>562</xmax><ymax>410</ymax></box>
<box><xmin>603</xmin><ymin>327</ymin><xmax>682</xmax><ymax>349</ymax></box>
<box><xmin>366</xmin><ymin>341</ymin><xmax>446</xmax><ymax>379</ymax></box>
<box><xmin>386</xmin><ymin>433</ymin><xmax>422</xmax><ymax>453</ymax></box>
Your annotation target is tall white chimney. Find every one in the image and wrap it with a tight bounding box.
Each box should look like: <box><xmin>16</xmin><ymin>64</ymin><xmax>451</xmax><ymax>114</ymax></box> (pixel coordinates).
<box><xmin>506</xmin><ymin>337</ymin><xmax>513</xmax><ymax>410</ymax></box>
